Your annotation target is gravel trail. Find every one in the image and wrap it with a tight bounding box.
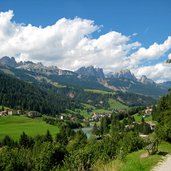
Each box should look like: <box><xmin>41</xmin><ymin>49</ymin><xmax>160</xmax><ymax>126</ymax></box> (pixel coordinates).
<box><xmin>151</xmin><ymin>155</ymin><xmax>171</xmax><ymax>171</ymax></box>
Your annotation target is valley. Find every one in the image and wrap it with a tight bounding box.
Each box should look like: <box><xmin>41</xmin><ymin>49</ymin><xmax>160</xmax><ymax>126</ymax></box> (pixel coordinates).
<box><xmin>0</xmin><ymin>56</ymin><xmax>171</xmax><ymax>171</ymax></box>
<box><xmin>0</xmin><ymin>2</ymin><xmax>171</xmax><ymax>170</ymax></box>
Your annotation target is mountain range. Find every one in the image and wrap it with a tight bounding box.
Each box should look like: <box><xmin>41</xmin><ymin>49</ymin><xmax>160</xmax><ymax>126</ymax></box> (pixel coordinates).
<box><xmin>0</xmin><ymin>56</ymin><xmax>170</xmax><ymax>99</ymax></box>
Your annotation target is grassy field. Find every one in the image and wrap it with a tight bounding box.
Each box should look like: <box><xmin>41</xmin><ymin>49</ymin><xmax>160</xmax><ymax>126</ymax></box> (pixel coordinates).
<box><xmin>133</xmin><ymin>113</ymin><xmax>158</xmax><ymax>124</ymax></box>
<box><xmin>92</xmin><ymin>108</ymin><xmax>111</xmax><ymax>113</ymax></box>
<box><xmin>109</xmin><ymin>98</ymin><xmax>128</xmax><ymax>109</ymax></box>
<box><xmin>0</xmin><ymin>116</ymin><xmax>59</xmax><ymax>140</ymax></box>
<box><xmin>95</xmin><ymin>141</ymin><xmax>171</xmax><ymax>171</ymax></box>
<box><xmin>83</xmin><ymin>103</ymin><xmax>95</xmax><ymax>109</ymax></box>
<box><xmin>85</xmin><ymin>89</ymin><xmax>115</xmax><ymax>95</ymax></box>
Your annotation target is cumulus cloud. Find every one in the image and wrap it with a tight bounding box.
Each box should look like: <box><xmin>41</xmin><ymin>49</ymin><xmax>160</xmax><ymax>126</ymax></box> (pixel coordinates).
<box><xmin>0</xmin><ymin>10</ymin><xmax>171</xmax><ymax>81</ymax></box>
<box><xmin>0</xmin><ymin>10</ymin><xmax>140</xmax><ymax>71</ymax></box>
<box><xmin>129</xmin><ymin>36</ymin><xmax>171</xmax><ymax>65</ymax></box>
<box><xmin>133</xmin><ymin>63</ymin><xmax>171</xmax><ymax>83</ymax></box>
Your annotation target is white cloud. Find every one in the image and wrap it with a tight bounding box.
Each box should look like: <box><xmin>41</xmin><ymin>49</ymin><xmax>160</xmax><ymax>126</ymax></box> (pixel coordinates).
<box><xmin>0</xmin><ymin>10</ymin><xmax>171</xmax><ymax>81</ymax></box>
<box><xmin>0</xmin><ymin>10</ymin><xmax>140</xmax><ymax>70</ymax></box>
<box><xmin>133</xmin><ymin>63</ymin><xmax>171</xmax><ymax>82</ymax></box>
<box><xmin>168</xmin><ymin>53</ymin><xmax>171</xmax><ymax>59</ymax></box>
<box><xmin>130</xmin><ymin>36</ymin><xmax>171</xmax><ymax>65</ymax></box>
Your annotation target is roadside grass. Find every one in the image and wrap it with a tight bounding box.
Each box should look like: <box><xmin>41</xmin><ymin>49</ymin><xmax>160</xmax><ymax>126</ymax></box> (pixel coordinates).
<box><xmin>119</xmin><ymin>150</ymin><xmax>160</xmax><ymax>171</ymax></box>
<box><xmin>158</xmin><ymin>141</ymin><xmax>171</xmax><ymax>153</ymax></box>
<box><xmin>120</xmin><ymin>141</ymin><xmax>171</xmax><ymax>171</ymax></box>
<box><xmin>93</xmin><ymin>159</ymin><xmax>123</xmax><ymax>171</ymax></box>
<box><xmin>99</xmin><ymin>141</ymin><xmax>171</xmax><ymax>171</ymax></box>
<box><xmin>0</xmin><ymin>116</ymin><xmax>59</xmax><ymax>140</ymax></box>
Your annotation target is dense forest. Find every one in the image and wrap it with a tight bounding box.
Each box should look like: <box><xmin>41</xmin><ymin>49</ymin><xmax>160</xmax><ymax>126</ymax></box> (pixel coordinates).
<box><xmin>0</xmin><ymin>73</ymin><xmax>72</xmax><ymax>115</ymax></box>
<box><xmin>152</xmin><ymin>89</ymin><xmax>171</xmax><ymax>142</ymax></box>
<box><xmin>0</xmin><ymin>71</ymin><xmax>155</xmax><ymax>117</ymax></box>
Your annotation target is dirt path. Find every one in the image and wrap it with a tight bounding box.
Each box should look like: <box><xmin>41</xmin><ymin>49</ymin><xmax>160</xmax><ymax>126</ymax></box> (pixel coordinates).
<box><xmin>151</xmin><ymin>155</ymin><xmax>171</xmax><ymax>171</ymax></box>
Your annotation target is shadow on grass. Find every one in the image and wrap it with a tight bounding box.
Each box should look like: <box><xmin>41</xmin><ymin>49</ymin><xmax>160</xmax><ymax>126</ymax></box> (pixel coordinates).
<box><xmin>157</xmin><ymin>151</ymin><xmax>168</xmax><ymax>156</ymax></box>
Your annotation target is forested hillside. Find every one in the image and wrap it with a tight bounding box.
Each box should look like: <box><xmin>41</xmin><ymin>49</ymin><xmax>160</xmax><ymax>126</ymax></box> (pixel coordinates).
<box><xmin>0</xmin><ymin>73</ymin><xmax>71</xmax><ymax>115</ymax></box>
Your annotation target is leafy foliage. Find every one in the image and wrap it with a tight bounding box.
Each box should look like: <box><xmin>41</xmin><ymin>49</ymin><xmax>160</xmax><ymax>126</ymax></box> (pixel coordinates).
<box><xmin>152</xmin><ymin>91</ymin><xmax>171</xmax><ymax>142</ymax></box>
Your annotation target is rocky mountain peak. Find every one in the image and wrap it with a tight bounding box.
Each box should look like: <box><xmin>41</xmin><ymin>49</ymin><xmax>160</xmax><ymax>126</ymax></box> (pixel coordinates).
<box><xmin>139</xmin><ymin>75</ymin><xmax>155</xmax><ymax>85</ymax></box>
<box><xmin>17</xmin><ymin>61</ymin><xmax>74</xmax><ymax>76</ymax></box>
<box><xmin>75</xmin><ymin>66</ymin><xmax>105</xmax><ymax>78</ymax></box>
<box><xmin>0</xmin><ymin>56</ymin><xmax>18</xmax><ymax>67</ymax></box>
<box><xmin>107</xmin><ymin>69</ymin><xmax>137</xmax><ymax>81</ymax></box>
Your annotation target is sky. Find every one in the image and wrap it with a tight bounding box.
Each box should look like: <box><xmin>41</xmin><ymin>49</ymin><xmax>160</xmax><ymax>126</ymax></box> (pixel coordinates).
<box><xmin>0</xmin><ymin>0</ymin><xmax>171</xmax><ymax>82</ymax></box>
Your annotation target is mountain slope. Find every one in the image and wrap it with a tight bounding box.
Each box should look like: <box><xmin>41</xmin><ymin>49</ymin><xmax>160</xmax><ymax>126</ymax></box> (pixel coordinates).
<box><xmin>18</xmin><ymin>62</ymin><xmax>75</xmax><ymax>76</ymax></box>
<box><xmin>159</xmin><ymin>81</ymin><xmax>171</xmax><ymax>89</ymax></box>
<box><xmin>0</xmin><ymin>73</ymin><xmax>71</xmax><ymax>115</ymax></box>
<box><xmin>0</xmin><ymin>56</ymin><xmax>168</xmax><ymax>99</ymax></box>
<box><xmin>106</xmin><ymin>77</ymin><xmax>167</xmax><ymax>99</ymax></box>
<box><xmin>139</xmin><ymin>75</ymin><xmax>155</xmax><ymax>85</ymax></box>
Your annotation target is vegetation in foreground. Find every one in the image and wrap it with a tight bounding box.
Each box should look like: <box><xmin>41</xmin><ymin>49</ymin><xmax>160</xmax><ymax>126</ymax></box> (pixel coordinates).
<box><xmin>0</xmin><ymin>115</ymin><xmax>145</xmax><ymax>171</ymax></box>
<box><xmin>98</xmin><ymin>141</ymin><xmax>171</xmax><ymax>171</ymax></box>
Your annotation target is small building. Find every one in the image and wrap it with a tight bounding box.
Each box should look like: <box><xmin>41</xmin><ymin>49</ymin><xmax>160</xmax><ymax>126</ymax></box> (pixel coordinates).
<box><xmin>16</xmin><ymin>110</ymin><xmax>22</xmax><ymax>115</ymax></box>
<box><xmin>27</xmin><ymin>111</ymin><xmax>41</xmax><ymax>118</ymax></box>
<box><xmin>0</xmin><ymin>111</ymin><xmax>7</xmax><ymax>116</ymax></box>
<box><xmin>7</xmin><ymin>110</ymin><xmax>15</xmax><ymax>116</ymax></box>
<box><xmin>147</xmin><ymin>121</ymin><xmax>156</xmax><ymax>131</ymax></box>
<box><xmin>144</xmin><ymin>108</ymin><xmax>152</xmax><ymax>116</ymax></box>
<box><xmin>60</xmin><ymin>115</ymin><xmax>64</xmax><ymax>120</ymax></box>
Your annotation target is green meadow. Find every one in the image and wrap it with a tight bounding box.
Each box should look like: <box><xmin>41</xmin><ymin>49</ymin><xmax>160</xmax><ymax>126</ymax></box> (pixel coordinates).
<box><xmin>109</xmin><ymin>98</ymin><xmax>128</xmax><ymax>109</ymax></box>
<box><xmin>0</xmin><ymin>116</ymin><xmax>59</xmax><ymax>140</ymax></box>
<box><xmin>85</xmin><ymin>89</ymin><xmax>115</xmax><ymax>95</ymax></box>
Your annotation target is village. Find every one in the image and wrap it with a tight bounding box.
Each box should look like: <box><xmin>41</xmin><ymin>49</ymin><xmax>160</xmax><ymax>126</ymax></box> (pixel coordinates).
<box><xmin>0</xmin><ymin>108</ymin><xmax>41</xmax><ymax>118</ymax></box>
<box><xmin>0</xmin><ymin>105</ymin><xmax>156</xmax><ymax>132</ymax></box>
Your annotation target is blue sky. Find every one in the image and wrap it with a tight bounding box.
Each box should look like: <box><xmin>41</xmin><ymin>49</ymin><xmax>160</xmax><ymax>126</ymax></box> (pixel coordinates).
<box><xmin>1</xmin><ymin>0</ymin><xmax>171</xmax><ymax>46</ymax></box>
<box><xmin>0</xmin><ymin>0</ymin><xmax>171</xmax><ymax>81</ymax></box>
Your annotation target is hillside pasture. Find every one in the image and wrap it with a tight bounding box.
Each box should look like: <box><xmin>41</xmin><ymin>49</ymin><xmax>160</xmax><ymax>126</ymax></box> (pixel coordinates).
<box><xmin>85</xmin><ymin>89</ymin><xmax>115</xmax><ymax>95</ymax></box>
<box><xmin>0</xmin><ymin>116</ymin><xmax>59</xmax><ymax>140</ymax></box>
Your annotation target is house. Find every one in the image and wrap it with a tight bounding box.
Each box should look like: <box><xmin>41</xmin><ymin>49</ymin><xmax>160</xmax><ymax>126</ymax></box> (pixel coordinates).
<box><xmin>0</xmin><ymin>111</ymin><xmax>7</xmax><ymax>116</ymax></box>
<box><xmin>16</xmin><ymin>110</ymin><xmax>22</xmax><ymax>115</ymax></box>
<box><xmin>60</xmin><ymin>115</ymin><xmax>64</xmax><ymax>120</ymax></box>
<box><xmin>27</xmin><ymin>111</ymin><xmax>41</xmax><ymax>118</ymax></box>
<box><xmin>144</xmin><ymin>108</ymin><xmax>152</xmax><ymax>116</ymax></box>
<box><xmin>147</xmin><ymin>121</ymin><xmax>156</xmax><ymax>131</ymax></box>
<box><xmin>7</xmin><ymin>110</ymin><xmax>16</xmax><ymax>116</ymax></box>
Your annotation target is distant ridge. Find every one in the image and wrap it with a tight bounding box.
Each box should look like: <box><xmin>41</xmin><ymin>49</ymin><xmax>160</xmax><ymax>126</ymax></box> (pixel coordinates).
<box><xmin>0</xmin><ymin>56</ymin><xmax>18</xmax><ymax>68</ymax></box>
<box><xmin>75</xmin><ymin>66</ymin><xmax>105</xmax><ymax>78</ymax></box>
<box><xmin>106</xmin><ymin>69</ymin><xmax>137</xmax><ymax>81</ymax></box>
<box><xmin>0</xmin><ymin>56</ymin><xmax>169</xmax><ymax>98</ymax></box>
